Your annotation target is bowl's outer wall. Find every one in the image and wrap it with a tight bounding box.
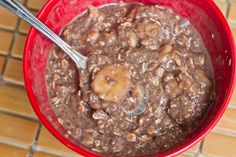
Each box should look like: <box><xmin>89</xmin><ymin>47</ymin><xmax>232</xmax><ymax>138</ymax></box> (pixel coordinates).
<box><xmin>23</xmin><ymin>0</ymin><xmax>236</xmax><ymax>157</ymax></box>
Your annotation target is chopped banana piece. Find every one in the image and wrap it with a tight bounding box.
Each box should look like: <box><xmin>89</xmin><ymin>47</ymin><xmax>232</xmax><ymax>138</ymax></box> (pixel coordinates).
<box><xmin>91</xmin><ymin>64</ymin><xmax>131</xmax><ymax>103</ymax></box>
<box><xmin>88</xmin><ymin>5</ymin><xmax>105</xmax><ymax>22</ymax></box>
<box><xmin>128</xmin><ymin>32</ymin><xmax>138</xmax><ymax>48</ymax></box>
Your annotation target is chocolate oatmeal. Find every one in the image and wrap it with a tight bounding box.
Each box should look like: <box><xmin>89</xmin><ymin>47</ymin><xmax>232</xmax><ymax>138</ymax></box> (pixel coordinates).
<box><xmin>46</xmin><ymin>3</ymin><xmax>215</xmax><ymax>156</ymax></box>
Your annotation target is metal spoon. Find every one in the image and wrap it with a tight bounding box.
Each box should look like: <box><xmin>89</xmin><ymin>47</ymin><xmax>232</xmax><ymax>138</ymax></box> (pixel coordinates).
<box><xmin>122</xmin><ymin>90</ymin><xmax>149</xmax><ymax>116</ymax></box>
<box><xmin>0</xmin><ymin>0</ymin><xmax>87</xmax><ymax>69</ymax></box>
<box><xmin>0</xmin><ymin>0</ymin><xmax>147</xmax><ymax>116</ymax></box>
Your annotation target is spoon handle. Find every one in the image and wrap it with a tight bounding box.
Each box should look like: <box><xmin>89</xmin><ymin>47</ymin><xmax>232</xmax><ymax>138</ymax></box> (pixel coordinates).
<box><xmin>0</xmin><ymin>0</ymin><xmax>87</xmax><ymax>69</ymax></box>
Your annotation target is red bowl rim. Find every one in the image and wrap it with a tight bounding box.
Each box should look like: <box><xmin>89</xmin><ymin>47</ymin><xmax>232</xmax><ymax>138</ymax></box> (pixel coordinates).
<box><xmin>23</xmin><ymin>0</ymin><xmax>236</xmax><ymax>156</ymax></box>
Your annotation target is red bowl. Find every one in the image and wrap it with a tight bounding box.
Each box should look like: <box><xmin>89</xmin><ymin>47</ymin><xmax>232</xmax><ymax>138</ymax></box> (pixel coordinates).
<box><xmin>23</xmin><ymin>0</ymin><xmax>236</xmax><ymax>156</ymax></box>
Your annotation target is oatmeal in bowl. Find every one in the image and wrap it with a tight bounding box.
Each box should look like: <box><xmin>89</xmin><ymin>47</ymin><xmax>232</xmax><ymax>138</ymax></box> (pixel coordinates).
<box><xmin>24</xmin><ymin>0</ymin><xmax>235</xmax><ymax>157</ymax></box>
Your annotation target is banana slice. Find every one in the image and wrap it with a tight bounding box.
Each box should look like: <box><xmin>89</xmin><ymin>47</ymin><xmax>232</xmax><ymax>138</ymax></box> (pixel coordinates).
<box><xmin>91</xmin><ymin>64</ymin><xmax>131</xmax><ymax>103</ymax></box>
